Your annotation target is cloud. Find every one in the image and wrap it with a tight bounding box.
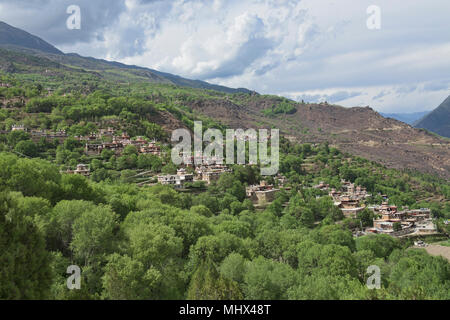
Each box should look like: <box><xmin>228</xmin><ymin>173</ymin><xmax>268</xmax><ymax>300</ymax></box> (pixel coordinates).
<box><xmin>423</xmin><ymin>80</ymin><xmax>450</xmax><ymax>92</ymax></box>
<box><xmin>0</xmin><ymin>0</ymin><xmax>126</xmax><ymax>46</ymax></box>
<box><xmin>0</xmin><ymin>0</ymin><xmax>449</xmax><ymax>112</ymax></box>
<box><xmin>284</xmin><ymin>90</ymin><xmax>363</xmax><ymax>104</ymax></box>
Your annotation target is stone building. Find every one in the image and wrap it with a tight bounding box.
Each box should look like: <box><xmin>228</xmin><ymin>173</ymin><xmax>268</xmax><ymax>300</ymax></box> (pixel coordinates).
<box><xmin>246</xmin><ymin>181</ymin><xmax>280</xmax><ymax>205</ymax></box>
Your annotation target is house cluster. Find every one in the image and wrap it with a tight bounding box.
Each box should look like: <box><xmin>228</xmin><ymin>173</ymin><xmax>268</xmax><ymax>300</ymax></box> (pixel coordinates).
<box><xmin>65</xmin><ymin>164</ymin><xmax>91</xmax><ymax>177</ymax></box>
<box><xmin>177</xmin><ymin>151</ymin><xmax>225</xmax><ymax>167</ymax></box>
<box><xmin>194</xmin><ymin>164</ymin><xmax>232</xmax><ymax>185</ymax></box>
<box><xmin>83</xmin><ymin>131</ymin><xmax>161</xmax><ymax>157</ymax></box>
<box><xmin>246</xmin><ymin>180</ymin><xmax>280</xmax><ymax>205</ymax></box>
<box><xmin>11</xmin><ymin>124</ymin><xmax>26</xmax><ymax>131</ymax></box>
<box><xmin>329</xmin><ymin>180</ymin><xmax>371</xmax><ymax>217</ymax></box>
<box><xmin>157</xmin><ymin>168</ymin><xmax>194</xmax><ymax>188</ymax></box>
<box><xmin>30</xmin><ymin>129</ymin><xmax>68</xmax><ymax>143</ymax></box>
<box><xmin>157</xmin><ymin>163</ymin><xmax>233</xmax><ymax>188</ymax></box>
<box><xmin>366</xmin><ymin>203</ymin><xmax>434</xmax><ymax>236</ymax></box>
<box><xmin>313</xmin><ymin>181</ymin><xmax>330</xmax><ymax>191</ymax></box>
<box><xmin>10</xmin><ymin>125</ymin><xmax>69</xmax><ymax>143</ymax></box>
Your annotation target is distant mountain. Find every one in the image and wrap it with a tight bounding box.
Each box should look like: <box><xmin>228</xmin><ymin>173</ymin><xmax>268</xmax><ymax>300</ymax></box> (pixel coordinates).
<box><xmin>414</xmin><ymin>95</ymin><xmax>450</xmax><ymax>138</ymax></box>
<box><xmin>380</xmin><ymin>111</ymin><xmax>429</xmax><ymax>125</ymax></box>
<box><xmin>0</xmin><ymin>21</ymin><xmax>62</xmax><ymax>55</ymax></box>
<box><xmin>0</xmin><ymin>21</ymin><xmax>251</xmax><ymax>95</ymax></box>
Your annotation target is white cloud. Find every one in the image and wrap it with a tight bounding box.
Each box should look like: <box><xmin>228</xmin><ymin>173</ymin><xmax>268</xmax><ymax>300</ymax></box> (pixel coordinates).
<box><xmin>0</xmin><ymin>0</ymin><xmax>449</xmax><ymax>112</ymax></box>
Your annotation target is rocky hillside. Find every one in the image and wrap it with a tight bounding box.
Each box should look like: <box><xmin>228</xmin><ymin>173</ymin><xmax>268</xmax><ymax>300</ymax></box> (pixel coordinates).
<box><xmin>183</xmin><ymin>96</ymin><xmax>450</xmax><ymax>179</ymax></box>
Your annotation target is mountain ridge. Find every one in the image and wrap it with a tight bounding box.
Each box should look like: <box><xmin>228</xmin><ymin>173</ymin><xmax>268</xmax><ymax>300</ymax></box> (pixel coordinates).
<box><xmin>0</xmin><ymin>21</ymin><xmax>63</xmax><ymax>55</ymax></box>
<box><xmin>0</xmin><ymin>21</ymin><xmax>253</xmax><ymax>95</ymax></box>
<box><xmin>414</xmin><ymin>95</ymin><xmax>450</xmax><ymax>138</ymax></box>
<box><xmin>0</xmin><ymin>21</ymin><xmax>448</xmax><ymax>179</ymax></box>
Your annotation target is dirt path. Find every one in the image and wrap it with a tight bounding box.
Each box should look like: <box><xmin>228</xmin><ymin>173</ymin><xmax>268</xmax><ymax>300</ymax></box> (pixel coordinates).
<box><xmin>417</xmin><ymin>245</ymin><xmax>450</xmax><ymax>262</ymax></box>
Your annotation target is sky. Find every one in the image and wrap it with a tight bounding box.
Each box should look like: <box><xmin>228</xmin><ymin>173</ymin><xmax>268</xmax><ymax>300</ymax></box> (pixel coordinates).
<box><xmin>0</xmin><ymin>0</ymin><xmax>449</xmax><ymax>113</ymax></box>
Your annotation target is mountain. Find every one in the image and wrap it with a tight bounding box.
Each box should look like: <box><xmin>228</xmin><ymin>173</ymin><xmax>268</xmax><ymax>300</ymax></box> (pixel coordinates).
<box><xmin>380</xmin><ymin>111</ymin><xmax>429</xmax><ymax>125</ymax></box>
<box><xmin>0</xmin><ymin>21</ymin><xmax>62</xmax><ymax>55</ymax></box>
<box><xmin>0</xmin><ymin>21</ymin><xmax>449</xmax><ymax>179</ymax></box>
<box><xmin>414</xmin><ymin>95</ymin><xmax>450</xmax><ymax>138</ymax></box>
<box><xmin>0</xmin><ymin>21</ymin><xmax>251</xmax><ymax>95</ymax></box>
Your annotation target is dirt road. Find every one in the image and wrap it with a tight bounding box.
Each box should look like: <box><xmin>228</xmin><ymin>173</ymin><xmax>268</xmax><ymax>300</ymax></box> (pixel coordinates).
<box><xmin>416</xmin><ymin>244</ymin><xmax>450</xmax><ymax>262</ymax></box>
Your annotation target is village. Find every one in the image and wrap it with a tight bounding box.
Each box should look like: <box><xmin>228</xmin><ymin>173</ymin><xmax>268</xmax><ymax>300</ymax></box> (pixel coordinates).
<box><xmin>314</xmin><ymin>179</ymin><xmax>436</xmax><ymax>237</ymax></box>
<box><xmin>6</xmin><ymin>124</ymin><xmax>436</xmax><ymax>238</ymax></box>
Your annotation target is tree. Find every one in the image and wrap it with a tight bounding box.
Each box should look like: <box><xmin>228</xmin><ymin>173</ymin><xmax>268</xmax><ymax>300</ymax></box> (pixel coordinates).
<box><xmin>71</xmin><ymin>205</ymin><xmax>119</xmax><ymax>266</ymax></box>
<box><xmin>63</xmin><ymin>137</ymin><xmax>81</xmax><ymax>151</ymax></box>
<box><xmin>219</xmin><ymin>253</ymin><xmax>247</xmax><ymax>284</ymax></box>
<box><xmin>310</xmin><ymin>224</ymin><xmax>356</xmax><ymax>251</ymax></box>
<box><xmin>61</xmin><ymin>174</ymin><xmax>99</xmax><ymax>202</ymax></box>
<box><xmin>217</xmin><ymin>173</ymin><xmax>235</xmax><ymax>191</ymax></box>
<box><xmin>126</xmin><ymin>223</ymin><xmax>183</xmax><ymax>270</ymax></box>
<box><xmin>0</xmin><ymin>192</ymin><xmax>52</xmax><ymax>299</ymax></box>
<box><xmin>102</xmin><ymin>253</ymin><xmax>162</xmax><ymax>300</ymax></box>
<box><xmin>122</xmin><ymin>145</ymin><xmax>138</xmax><ymax>156</ymax></box>
<box><xmin>161</xmin><ymin>162</ymin><xmax>177</xmax><ymax>174</ymax></box>
<box><xmin>46</xmin><ymin>200</ymin><xmax>97</xmax><ymax>253</ymax></box>
<box><xmin>7</xmin><ymin>130</ymin><xmax>30</xmax><ymax>146</ymax></box>
<box><xmin>193</xmin><ymin>193</ymin><xmax>220</xmax><ymax>213</ymax></box>
<box><xmin>297</xmin><ymin>242</ymin><xmax>357</xmax><ymax>278</ymax></box>
<box><xmin>123</xmin><ymin>222</ymin><xmax>185</xmax><ymax>299</ymax></box>
<box><xmin>190</xmin><ymin>205</ymin><xmax>213</xmax><ymax>218</ymax></box>
<box><xmin>117</xmin><ymin>155</ymin><xmax>137</xmax><ymax>170</ymax></box>
<box><xmin>171</xmin><ymin>210</ymin><xmax>212</xmax><ymax>256</ymax></box>
<box><xmin>3</xmin><ymin>156</ymin><xmax>61</xmax><ymax>203</ymax></box>
<box><xmin>187</xmin><ymin>261</ymin><xmax>243</xmax><ymax>300</ymax></box>
<box><xmin>388</xmin><ymin>250</ymin><xmax>450</xmax><ymax>299</ymax></box>
<box><xmin>393</xmin><ymin>222</ymin><xmax>402</xmax><ymax>232</ymax></box>
<box><xmin>14</xmin><ymin>140</ymin><xmax>38</xmax><ymax>157</ymax></box>
<box><xmin>101</xmin><ymin>148</ymin><xmax>115</xmax><ymax>160</ymax></box>
<box><xmin>288</xmin><ymin>274</ymin><xmax>369</xmax><ymax>300</ymax></box>
<box><xmin>357</xmin><ymin>208</ymin><xmax>374</xmax><ymax>227</ymax></box>
<box><xmin>189</xmin><ymin>232</ymin><xmax>248</xmax><ymax>266</ymax></box>
<box><xmin>243</xmin><ymin>256</ymin><xmax>296</xmax><ymax>300</ymax></box>
<box><xmin>299</xmin><ymin>207</ymin><xmax>315</xmax><ymax>228</ymax></box>
<box><xmin>356</xmin><ymin>234</ymin><xmax>402</xmax><ymax>259</ymax></box>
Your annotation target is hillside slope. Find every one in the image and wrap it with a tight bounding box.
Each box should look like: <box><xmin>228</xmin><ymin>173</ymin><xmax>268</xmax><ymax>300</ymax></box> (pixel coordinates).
<box><xmin>182</xmin><ymin>96</ymin><xmax>450</xmax><ymax>179</ymax></box>
<box><xmin>0</xmin><ymin>21</ymin><xmax>448</xmax><ymax>179</ymax></box>
<box><xmin>0</xmin><ymin>21</ymin><xmax>251</xmax><ymax>95</ymax></box>
<box><xmin>415</xmin><ymin>95</ymin><xmax>450</xmax><ymax>138</ymax></box>
<box><xmin>0</xmin><ymin>21</ymin><xmax>62</xmax><ymax>55</ymax></box>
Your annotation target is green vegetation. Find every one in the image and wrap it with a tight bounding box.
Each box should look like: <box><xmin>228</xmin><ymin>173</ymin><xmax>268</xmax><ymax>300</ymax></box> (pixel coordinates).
<box><xmin>0</xmin><ymin>51</ymin><xmax>449</xmax><ymax>300</ymax></box>
<box><xmin>0</xmin><ymin>139</ymin><xmax>448</xmax><ymax>300</ymax></box>
<box><xmin>262</xmin><ymin>98</ymin><xmax>297</xmax><ymax>117</ymax></box>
